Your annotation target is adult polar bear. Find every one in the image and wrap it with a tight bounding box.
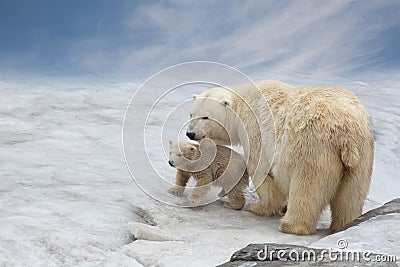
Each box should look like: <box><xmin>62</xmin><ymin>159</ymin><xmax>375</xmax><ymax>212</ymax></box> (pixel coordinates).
<box><xmin>186</xmin><ymin>80</ymin><xmax>374</xmax><ymax>235</ymax></box>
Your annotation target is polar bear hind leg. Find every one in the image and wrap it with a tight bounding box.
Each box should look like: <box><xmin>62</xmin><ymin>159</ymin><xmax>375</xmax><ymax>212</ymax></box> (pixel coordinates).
<box><xmin>330</xmin><ymin>155</ymin><xmax>372</xmax><ymax>232</ymax></box>
<box><xmin>280</xmin><ymin>154</ymin><xmax>343</xmax><ymax>235</ymax></box>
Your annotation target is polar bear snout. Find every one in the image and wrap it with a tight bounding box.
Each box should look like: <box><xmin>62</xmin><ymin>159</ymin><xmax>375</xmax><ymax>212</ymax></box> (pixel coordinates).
<box><xmin>168</xmin><ymin>160</ymin><xmax>175</xmax><ymax>167</ymax></box>
<box><xmin>186</xmin><ymin>131</ymin><xmax>204</xmax><ymax>141</ymax></box>
<box><xmin>187</xmin><ymin>117</ymin><xmax>207</xmax><ymax>141</ymax></box>
<box><xmin>186</xmin><ymin>131</ymin><xmax>196</xmax><ymax>140</ymax></box>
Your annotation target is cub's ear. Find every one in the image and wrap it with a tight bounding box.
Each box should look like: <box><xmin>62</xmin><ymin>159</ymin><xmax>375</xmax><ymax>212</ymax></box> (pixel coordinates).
<box><xmin>221</xmin><ymin>99</ymin><xmax>231</xmax><ymax>107</ymax></box>
<box><xmin>192</xmin><ymin>94</ymin><xmax>200</xmax><ymax>100</ymax></box>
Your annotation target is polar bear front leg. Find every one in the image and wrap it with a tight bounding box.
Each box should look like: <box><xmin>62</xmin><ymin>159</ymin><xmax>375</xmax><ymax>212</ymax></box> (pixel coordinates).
<box><xmin>188</xmin><ymin>174</ymin><xmax>212</xmax><ymax>204</ymax></box>
<box><xmin>246</xmin><ymin>175</ymin><xmax>285</xmax><ymax>216</ymax></box>
<box><xmin>168</xmin><ymin>170</ymin><xmax>190</xmax><ymax>196</ymax></box>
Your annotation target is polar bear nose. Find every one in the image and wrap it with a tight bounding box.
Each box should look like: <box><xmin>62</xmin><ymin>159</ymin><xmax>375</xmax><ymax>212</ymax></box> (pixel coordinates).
<box><xmin>168</xmin><ymin>160</ymin><xmax>175</xmax><ymax>167</ymax></box>
<box><xmin>186</xmin><ymin>131</ymin><xmax>196</xmax><ymax>140</ymax></box>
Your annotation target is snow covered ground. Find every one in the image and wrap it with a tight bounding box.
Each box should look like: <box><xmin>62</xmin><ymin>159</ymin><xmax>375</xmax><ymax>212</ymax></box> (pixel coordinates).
<box><xmin>0</xmin><ymin>74</ymin><xmax>398</xmax><ymax>266</ymax></box>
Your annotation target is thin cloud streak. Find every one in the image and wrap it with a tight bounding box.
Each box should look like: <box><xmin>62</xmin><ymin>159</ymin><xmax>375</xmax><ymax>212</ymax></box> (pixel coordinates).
<box><xmin>0</xmin><ymin>0</ymin><xmax>399</xmax><ymax>79</ymax></box>
<box><xmin>116</xmin><ymin>0</ymin><xmax>400</xmax><ymax>78</ymax></box>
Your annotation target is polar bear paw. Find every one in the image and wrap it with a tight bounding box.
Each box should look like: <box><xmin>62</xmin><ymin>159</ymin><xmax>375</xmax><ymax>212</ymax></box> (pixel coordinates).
<box><xmin>217</xmin><ymin>189</ymin><xmax>226</xmax><ymax>197</ymax></box>
<box><xmin>223</xmin><ymin>201</ymin><xmax>244</xmax><ymax>210</ymax></box>
<box><xmin>245</xmin><ymin>202</ymin><xmax>280</xmax><ymax>217</ymax></box>
<box><xmin>168</xmin><ymin>186</ymin><xmax>184</xmax><ymax>196</ymax></box>
<box><xmin>187</xmin><ymin>194</ymin><xmax>202</xmax><ymax>204</ymax></box>
<box><xmin>279</xmin><ymin>218</ymin><xmax>315</xmax><ymax>235</ymax></box>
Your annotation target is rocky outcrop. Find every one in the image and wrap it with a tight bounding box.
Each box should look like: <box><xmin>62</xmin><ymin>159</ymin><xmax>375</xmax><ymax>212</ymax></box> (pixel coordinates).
<box><xmin>219</xmin><ymin>198</ymin><xmax>400</xmax><ymax>267</ymax></box>
<box><xmin>339</xmin><ymin>198</ymin><xmax>400</xmax><ymax>231</ymax></box>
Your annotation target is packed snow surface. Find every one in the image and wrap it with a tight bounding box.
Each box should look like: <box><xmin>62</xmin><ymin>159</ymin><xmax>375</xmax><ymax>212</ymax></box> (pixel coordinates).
<box><xmin>0</xmin><ymin>74</ymin><xmax>398</xmax><ymax>266</ymax></box>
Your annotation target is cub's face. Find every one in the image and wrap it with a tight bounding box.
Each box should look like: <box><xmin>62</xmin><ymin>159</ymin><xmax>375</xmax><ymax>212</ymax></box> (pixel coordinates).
<box><xmin>186</xmin><ymin>88</ymin><xmax>232</xmax><ymax>145</ymax></box>
<box><xmin>168</xmin><ymin>140</ymin><xmax>197</xmax><ymax>169</ymax></box>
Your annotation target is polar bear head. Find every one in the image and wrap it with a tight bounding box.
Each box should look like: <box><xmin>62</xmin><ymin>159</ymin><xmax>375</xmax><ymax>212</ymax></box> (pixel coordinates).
<box><xmin>168</xmin><ymin>140</ymin><xmax>216</xmax><ymax>172</ymax></box>
<box><xmin>168</xmin><ymin>140</ymin><xmax>198</xmax><ymax>169</ymax></box>
<box><xmin>186</xmin><ymin>87</ymin><xmax>234</xmax><ymax>145</ymax></box>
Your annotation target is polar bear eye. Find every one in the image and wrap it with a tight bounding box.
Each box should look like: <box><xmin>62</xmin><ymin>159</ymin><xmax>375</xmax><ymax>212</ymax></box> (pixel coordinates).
<box><xmin>202</xmin><ymin>116</ymin><xmax>209</xmax><ymax>120</ymax></box>
<box><xmin>177</xmin><ymin>154</ymin><xmax>182</xmax><ymax>157</ymax></box>
<box><xmin>190</xmin><ymin>114</ymin><xmax>193</xmax><ymax>118</ymax></box>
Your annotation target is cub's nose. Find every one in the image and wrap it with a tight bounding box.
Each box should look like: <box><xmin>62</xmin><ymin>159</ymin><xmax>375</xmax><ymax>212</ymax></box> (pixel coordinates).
<box><xmin>168</xmin><ymin>160</ymin><xmax>175</xmax><ymax>167</ymax></box>
<box><xmin>186</xmin><ymin>131</ymin><xmax>196</xmax><ymax>140</ymax></box>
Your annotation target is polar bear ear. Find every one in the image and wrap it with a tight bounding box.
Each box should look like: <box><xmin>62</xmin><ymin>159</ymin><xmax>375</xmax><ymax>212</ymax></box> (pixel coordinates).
<box><xmin>221</xmin><ymin>99</ymin><xmax>231</xmax><ymax>107</ymax></box>
<box><xmin>192</xmin><ymin>94</ymin><xmax>200</xmax><ymax>100</ymax></box>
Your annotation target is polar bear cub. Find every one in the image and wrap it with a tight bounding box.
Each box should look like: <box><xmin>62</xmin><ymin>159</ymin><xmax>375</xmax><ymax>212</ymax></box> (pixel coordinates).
<box><xmin>167</xmin><ymin>140</ymin><xmax>248</xmax><ymax>209</ymax></box>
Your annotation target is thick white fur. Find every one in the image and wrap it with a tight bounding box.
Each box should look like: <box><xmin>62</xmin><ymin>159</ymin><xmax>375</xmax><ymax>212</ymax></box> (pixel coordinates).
<box><xmin>188</xmin><ymin>80</ymin><xmax>374</xmax><ymax>235</ymax></box>
<box><xmin>168</xmin><ymin>140</ymin><xmax>248</xmax><ymax>209</ymax></box>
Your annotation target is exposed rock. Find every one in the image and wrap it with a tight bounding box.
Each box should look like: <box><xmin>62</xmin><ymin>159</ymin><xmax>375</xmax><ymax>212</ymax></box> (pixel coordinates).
<box><xmin>219</xmin><ymin>199</ymin><xmax>400</xmax><ymax>267</ymax></box>
<box><xmin>339</xmin><ymin>198</ymin><xmax>400</xmax><ymax>231</ymax></box>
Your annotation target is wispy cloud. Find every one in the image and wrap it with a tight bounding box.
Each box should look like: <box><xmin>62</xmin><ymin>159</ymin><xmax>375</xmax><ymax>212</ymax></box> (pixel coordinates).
<box><xmin>121</xmin><ymin>0</ymin><xmax>400</xmax><ymax>77</ymax></box>
<box><xmin>0</xmin><ymin>0</ymin><xmax>399</xmax><ymax>79</ymax></box>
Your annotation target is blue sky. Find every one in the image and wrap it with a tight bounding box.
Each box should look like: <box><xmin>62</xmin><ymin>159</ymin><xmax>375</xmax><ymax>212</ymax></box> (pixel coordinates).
<box><xmin>0</xmin><ymin>0</ymin><xmax>399</xmax><ymax>79</ymax></box>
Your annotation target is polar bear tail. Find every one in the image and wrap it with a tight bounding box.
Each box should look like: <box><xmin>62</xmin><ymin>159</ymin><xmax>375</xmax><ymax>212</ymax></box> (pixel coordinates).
<box><xmin>340</xmin><ymin>139</ymin><xmax>361</xmax><ymax>168</ymax></box>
